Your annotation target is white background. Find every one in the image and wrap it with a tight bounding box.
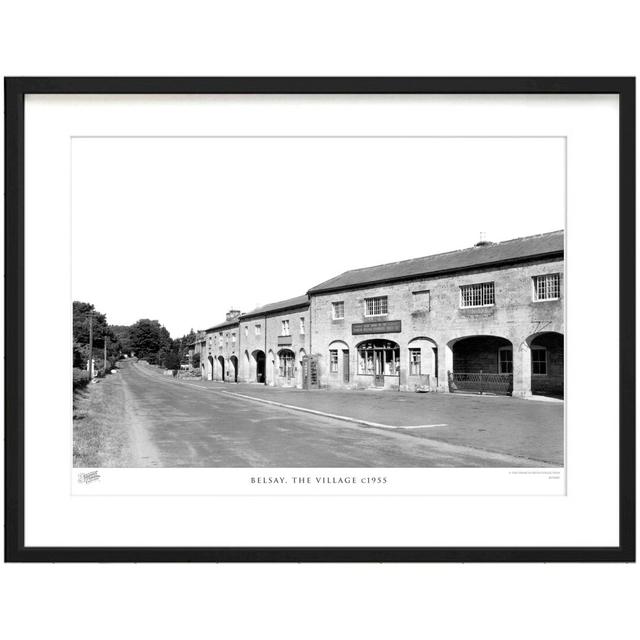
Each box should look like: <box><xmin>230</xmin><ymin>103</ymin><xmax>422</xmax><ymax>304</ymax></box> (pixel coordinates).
<box><xmin>27</xmin><ymin>95</ymin><xmax>611</xmax><ymax>545</ymax></box>
<box><xmin>72</xmin><ymin>135</ymin><xmax>564</xmax><ymax>336</ymax></box>
<box><xmin>1</xmin><ymin>2</ymin><xmax>638</xmax><ymax>640</ymax></box>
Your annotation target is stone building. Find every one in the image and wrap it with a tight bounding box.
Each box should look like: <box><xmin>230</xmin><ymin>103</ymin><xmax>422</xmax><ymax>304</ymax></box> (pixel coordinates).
<box><xmin>237</xmin><ymin>296</ymin><xmax>310</xmax><ymax>387</ymax></box>
<box><xmin>202</xmin><ymin>309</ymin><xmax>242</xmax><ymax>382</ymax></box>
<box><xmin>307</xmin><ymin>230</ymin><xmax>564</xmax><ymax>397</ymax></box>
<box><xmin>197</xmin><ymin>296</ymin><xmax>311</xmax><ymax>388</ymax></box>
<box><xmin>194</xmin><ymin>231</ymin><xmax>564</xmax><ymax>397</ymax></box>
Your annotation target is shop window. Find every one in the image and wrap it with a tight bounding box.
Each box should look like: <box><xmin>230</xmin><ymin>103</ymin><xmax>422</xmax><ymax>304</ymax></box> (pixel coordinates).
<box><xmin>460</xmin><ymin>282</ymin><xmax>495</xmax><ymax>307</ymax></box>
<box><xmin>409</xmin><ymin>348</ymin><xmax>421</xmax><ymax>375</ymax></box>
<box><xmin>364</xmin><ymin>296</ymin><xmax>388</xmax><ymax>316</ymax></box>
<box><xmin>357</xmin><ymin>340</ymin><xmax>400</xmax><ymax>376</ymax></box>
<box><xmin>532</xmin><ymin>346</ymin><xmax>547</xmax><ymax>375</ymax></box>
<box><xmin>533</xmin><ymin>273</ymin><xmax>560</xmax><ymax>301</ymax></box>
<box><xmin>498</xmin><ymin>347</ymin><xmax>513</xmax><ymax>374</ymax></box>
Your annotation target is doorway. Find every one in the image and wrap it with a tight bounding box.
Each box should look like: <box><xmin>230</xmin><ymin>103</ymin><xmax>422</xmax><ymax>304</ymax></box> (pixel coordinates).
<box><xmin>253</xmin><ymin>350</ymin><xmax>266</xmax><ymax>383</ymax></box>
<box><xmin>342</xmin><ymin>349</ymin><xmax>350</xmax><ymax>383</ymax></box>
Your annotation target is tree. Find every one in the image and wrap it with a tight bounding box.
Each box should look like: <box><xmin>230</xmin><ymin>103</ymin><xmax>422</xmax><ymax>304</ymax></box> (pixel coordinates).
<box><xmin>72</xmin><ymin>301</ymin><xmax>120</xmax><ymax>369</ymax></box>
<box><xmin>164</xmin><ymin>351</ymin><xmax>181</xmax><ymax>371</ymax></box>
<box><xmin>110</xmin><ymin>324</ymin><xmax>134</xmax><ymax>355</ymax></box>
<box><xmin>173</xmin><ymin>329</ymin><xmax>196</xmax><ymax>364</ymax></box>
<box><xmin>73</xmin><ymin>301</ymin><xmax>111</xmax><ymax>346</ymax></box>
<box><xmin>129</xmin><ymin>319</ymin><xmax>172</xmax><ymax>363</ymax></box>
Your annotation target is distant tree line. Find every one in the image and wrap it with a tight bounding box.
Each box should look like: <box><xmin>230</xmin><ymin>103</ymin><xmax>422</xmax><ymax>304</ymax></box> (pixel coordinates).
<box><xmin>73</xmin><ymin>301</ymin><xmax>196</xmax><ymax>374</ymax></box>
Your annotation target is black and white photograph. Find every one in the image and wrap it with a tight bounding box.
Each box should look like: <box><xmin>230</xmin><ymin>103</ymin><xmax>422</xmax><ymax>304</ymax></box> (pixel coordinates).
<box><xmin>71</xmin><ymin>135</ymin><xmax>565</xmax><ymax>471</ymax></box>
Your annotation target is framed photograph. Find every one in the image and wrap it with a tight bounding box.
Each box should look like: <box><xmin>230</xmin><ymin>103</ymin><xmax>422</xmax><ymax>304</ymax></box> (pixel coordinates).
<box><xmin>4</xmin><ymin>77</ymin><xmax>635</xmax><ymax>562</ymax></box>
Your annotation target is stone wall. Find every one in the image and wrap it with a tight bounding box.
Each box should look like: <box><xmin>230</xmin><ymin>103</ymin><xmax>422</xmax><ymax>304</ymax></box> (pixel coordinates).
<box><xmin>310</xmin><ymin>256</ymin><xmax>564</xmax><ymax>395</ymax></box>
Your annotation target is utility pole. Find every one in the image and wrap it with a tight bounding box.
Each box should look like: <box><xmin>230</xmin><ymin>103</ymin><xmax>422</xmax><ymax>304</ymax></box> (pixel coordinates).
<box><xmin>87</xmin><ymin>311</ymin><xmax>95</xmax><ymax>378</ymax></box>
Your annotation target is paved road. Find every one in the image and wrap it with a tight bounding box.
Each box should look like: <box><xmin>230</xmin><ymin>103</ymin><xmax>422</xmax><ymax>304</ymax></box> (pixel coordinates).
<box><xmin>110</xmin><ymin>361</ymin><xmax>553</xmax><ymax>468</ymax></box>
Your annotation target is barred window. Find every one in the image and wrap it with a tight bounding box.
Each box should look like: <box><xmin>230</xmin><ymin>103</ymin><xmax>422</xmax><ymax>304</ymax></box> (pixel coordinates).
<box><xmin>460</xmin><ymin>282</ymin><xmax>495</xmax><ymax>307</ymax></box>
<box><xmin>532</xmin><ymin>347</ymin><xmax>547</xmax><ymax>375</ymax></box>
<box><xmin>364</xmin><ymin>296</ymin><xmax>388</xmax><ymax>316</ymax></box>
<box><xmin>533</xmin><ymin>273</ymin><xmax>560</xmax><ymax>301</ymax></box>
<box><xmin>281</xmin><ymin>320</ymin><xmax>290</xmax><ymax>336</ymax></box>
<box><xmin>409</xmin><ymin>348</ymin><xmax>421</xmax><ymax>375</ymax></box>
<box><xmin>329</xmin><ymin>349</ymin><xmax>339</xmax><ymax>373</ymax></box>
<box><xmin>332</xmin><ymin>301</ymin><xmax>344</xmax><ymax>319</ymax></box>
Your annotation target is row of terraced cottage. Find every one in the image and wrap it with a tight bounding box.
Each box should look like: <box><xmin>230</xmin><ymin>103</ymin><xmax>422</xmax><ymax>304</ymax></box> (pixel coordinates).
<box><xmin>188</xmin><ymin>231</ymin><xmax>564</xmax><ymax>398</ymax></box>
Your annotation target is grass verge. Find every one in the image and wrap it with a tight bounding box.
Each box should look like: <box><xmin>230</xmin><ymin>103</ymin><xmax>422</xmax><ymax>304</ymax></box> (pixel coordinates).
<box><xmin>73</xmin><ymin>372</ymin><xmax>134</xmax><ymax>467</ymax></box>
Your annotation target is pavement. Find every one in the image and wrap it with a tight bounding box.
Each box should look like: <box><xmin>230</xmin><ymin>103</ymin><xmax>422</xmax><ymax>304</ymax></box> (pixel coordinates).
<box><xmin>92</xmin><ymin>360</ymin><xmax>563</xmax><ymax>468</ymax></box>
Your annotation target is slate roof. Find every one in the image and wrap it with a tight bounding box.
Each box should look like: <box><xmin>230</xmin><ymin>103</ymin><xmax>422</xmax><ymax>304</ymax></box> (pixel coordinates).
<box><xmin>205</xmin><ymin>318</ymin><xmax>241</xmax><ymax>332</ymax></box>
<box><xmin>241</xmin><ymin>294</ymin><xmax>310</xmax><ymax>319</ymax></box>
<box><xmin>204</xmin><ymin>294</ymin><xmax>309</xmax><ymax>331</ymax></box>
<box><xmin>308</xmin><ymin>230</ymin><xmax>564</xmax><ymax>294</ymax></box>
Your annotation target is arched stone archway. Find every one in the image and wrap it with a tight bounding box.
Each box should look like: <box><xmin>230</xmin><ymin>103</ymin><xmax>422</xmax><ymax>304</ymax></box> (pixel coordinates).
<box><xmin>217</xmin><ymin>355</ymin><xmax>225</xmax><ymax>382</ymax></box>
<box><xmin>407</xmin><ymin>336</ymin><xmax>438</xmax><ymax>388</ymax></box>
<box><xmin>207</xmin><ymin>355</ymin><xmax>214</xmax><ymax>381</ymax></box>
<box><xmin>328</xmin><ymin>340</ymin><xmax>351</xmax><ymax>386</ymax></box>
<box><xmin>229</xmin><ymin>355</ymin><xmax>238</xmax><ymax>383</ymax></box>
<box><xmin>252</xmin><ymin>349</ymin><xmax>266</xmax><ymax>383</ymax></box>
<box><xmin>447</xmin><ymin>335</ymin><xmax>513</xmax><ymax>395</ymax></box>
<box><xmin>277</xmin><ymin>348</ymin><xmax>296</xmax><ymax>386</ymax></box>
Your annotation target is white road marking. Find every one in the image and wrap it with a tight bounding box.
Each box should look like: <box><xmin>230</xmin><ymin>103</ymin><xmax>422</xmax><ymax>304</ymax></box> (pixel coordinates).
<box><xmin>214</xmin><ymin>389</ymin><xmax>448</xmax><ymax>431</ymax></box>
<box><xmin>396</xmin><ymin>424</ymin><xmax>448</xmax><ymax>429</ymax></box>
<box><xmin>133</xmin><ymin>363</ymin><xmax>448</xmax><ymax>430</ymax></box>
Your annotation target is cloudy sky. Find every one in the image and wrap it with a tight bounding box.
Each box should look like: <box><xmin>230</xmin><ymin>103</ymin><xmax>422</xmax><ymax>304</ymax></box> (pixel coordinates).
<box><xmin>72</xmin><ymin>136</ymin><xmax>565</xmax><ymax>337</ymax></box>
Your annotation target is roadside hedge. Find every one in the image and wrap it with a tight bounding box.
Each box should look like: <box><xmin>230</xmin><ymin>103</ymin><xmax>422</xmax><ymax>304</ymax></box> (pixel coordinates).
<box><xmin>73</xmin><ymin>368</ymin><xmax>91</xmax><ymax>390</ymax></box>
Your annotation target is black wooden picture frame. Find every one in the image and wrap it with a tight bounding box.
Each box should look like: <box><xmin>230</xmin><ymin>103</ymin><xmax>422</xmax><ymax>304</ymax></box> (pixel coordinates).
<box><xmin>4</xmin><ymin>77</ymin><xmax>635</xmax><ymax>562</ymax></box>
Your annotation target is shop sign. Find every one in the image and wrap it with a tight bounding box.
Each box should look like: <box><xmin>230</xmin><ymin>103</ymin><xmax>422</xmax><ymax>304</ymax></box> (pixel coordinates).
<box><xmin>352</xmin><ymin>320</ymin><xmax>401</xmax><ymax>335</ymax></box>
